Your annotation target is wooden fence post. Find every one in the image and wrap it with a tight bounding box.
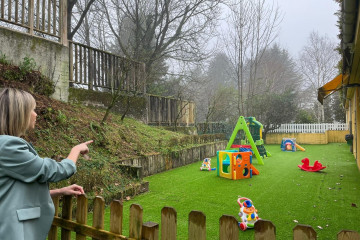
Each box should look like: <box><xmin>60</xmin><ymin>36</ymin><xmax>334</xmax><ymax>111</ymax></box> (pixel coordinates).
<box><xmin>110</xmin><ymin>200</ymin><xmax>123</xmax><ymax>235</ymax></box>
<box><xmin>48</xmin><ymin>196</ymin><xmax>60</xmax><ymax>240</ymax></box>
<box><xmin>76</xmin><ymin>195</ymin><xmax>88</xmax><ymax>240</ymax></box>
<box><xmin>142</xmin><ymin>221</ymin><xmax>159</xmax><ymax>240</ymax></box>
<box><xmin>188</xmin><ymin>211</ymin><xmax>206</xmax><ymax>240</ymax></box>
<box><xmin>92</xmin><ymin>196</ymin><xmax>105</xmax><ymax>240</ymax></box>
<box><xmin>129</xmin><ymin>204</ymin><xmax>143</xmax><ymax>239</ymax></box>
<box><xmin>293</xmin><ymin>224</ymin><xmax>317</xmax><ymax>240</ymax></box>
<box><xmin>254</xmin><ymin>219</ymin><xmax>276</xmax><ymax>240</ymax></box>
<box><xmin>61</xmin><ymin>195</ymin><xmax>73</xmax><ymax>240</ymax></box>
<box><xmin>60</xmin><ymin>0</ymin><xmax>68</xmax><ymax>46</ymax></box>
<box><xmin>28</xmin><ymin>0</ymin><xmax>34</xmax><ymax>35</ymax></box>
<box><xmin>219</xmin><ymin>215</ymin><xmax>238</xmax><ymax>240</ymax></box>
<box><xmin>161</xmin><ymin>206</ymin><xmax>177</xmax><ymax>240</ymax></box>
<box><xmin>337</xmin><ymin>230</ymin><xmax>360</xmax><ymax>240</ymax></box>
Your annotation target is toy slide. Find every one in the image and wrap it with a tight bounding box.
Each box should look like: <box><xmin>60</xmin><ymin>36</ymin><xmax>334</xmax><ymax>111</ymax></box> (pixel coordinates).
<box><xmin>295</xmin><ymin>143</ymin><xmax>305</xmax><ymax>151</ymax></box>
<box><xmin>298</xmin><ymin>158</ymin><xmax>326</xmax><ymax>172</ymax></box>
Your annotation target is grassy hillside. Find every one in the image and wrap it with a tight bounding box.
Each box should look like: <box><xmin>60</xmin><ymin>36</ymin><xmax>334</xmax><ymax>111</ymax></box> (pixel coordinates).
<box><xmin>0</xmin><ymin>60</ymin><xmax>207</xmax><ymax>201</ymax></box>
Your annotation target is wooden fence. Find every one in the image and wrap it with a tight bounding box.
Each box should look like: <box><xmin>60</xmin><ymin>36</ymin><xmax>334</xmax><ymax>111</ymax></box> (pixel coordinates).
<box><xmin>48</xmin><ymin>195</ymin><xmax>360</xmax><ymax>240</ymax></box>
<box><xmin>268</xmin><ymin>123</ymin><xmax>348</xmax><ymax>133</ymax></box>
<box><xmin>69</xmin><ymin>41</ymin><xmax>146</xmax><ymax>93</ymax></box>
<box><xmin>0</xmin><ymin>0</ymin><xmax>66</xmax><ymax>44</ymax></box>
<box><xmin>147</xmin><ymin>95</ymin><xmax>195</xmax><ymax>126</ymax></box>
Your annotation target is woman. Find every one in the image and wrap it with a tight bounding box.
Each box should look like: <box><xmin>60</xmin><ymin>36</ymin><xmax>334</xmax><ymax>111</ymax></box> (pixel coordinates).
<box><xmin>0</xmin><ymin>88</ymin><xmax>92</xmax><ymax>240</ymax></box>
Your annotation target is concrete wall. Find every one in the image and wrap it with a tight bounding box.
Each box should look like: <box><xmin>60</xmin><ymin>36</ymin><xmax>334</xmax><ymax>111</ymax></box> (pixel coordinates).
<box><xmin>118</xmin><ymin>141</ymin><xmax>227</xmax><ymax>177</ymax></box>
<box><xmin>0</xmin><ymin>27</ymin><xmax>69</xmax><ymax>101</ymax></box>
<box><xmin>265</xmin><ymin>131</ymin><xmax>348</xmax><ymax>144</ymax></box>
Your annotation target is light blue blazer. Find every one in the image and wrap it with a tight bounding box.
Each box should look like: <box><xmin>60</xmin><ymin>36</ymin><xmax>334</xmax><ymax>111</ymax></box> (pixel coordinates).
<box><xmin>0</xmin><ymin>135</ymin><xmax>76</xmax><ymax>240</ymax></box>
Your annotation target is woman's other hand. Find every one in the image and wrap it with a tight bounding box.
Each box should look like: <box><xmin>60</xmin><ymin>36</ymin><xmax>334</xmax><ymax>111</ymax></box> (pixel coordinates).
<box><xmin>50</xmin><ymin>184</ymin><xmax>85</xmax><ymax>197</ymax></box>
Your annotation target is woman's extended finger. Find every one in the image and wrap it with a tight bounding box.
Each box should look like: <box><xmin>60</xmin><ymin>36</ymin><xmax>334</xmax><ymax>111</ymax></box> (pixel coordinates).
<box><xmin>84</xmin><ymin>140</ymin><xmax>94</xmax><ymax>145</ymax></box>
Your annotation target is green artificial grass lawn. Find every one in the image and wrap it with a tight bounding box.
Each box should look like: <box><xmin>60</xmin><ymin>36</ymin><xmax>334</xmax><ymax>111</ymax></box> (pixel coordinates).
<box><xmin>101</xmin><ymin>143</ymin><xmax>360</xmax><ymax>239</ymax></box>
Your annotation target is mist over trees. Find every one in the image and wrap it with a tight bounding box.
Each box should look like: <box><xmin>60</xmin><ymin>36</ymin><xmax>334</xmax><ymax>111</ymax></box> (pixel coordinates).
<box><xmin>67</xmin><ymin>0</ymin><xmax>344</xmax><ymax>126</ymax></box>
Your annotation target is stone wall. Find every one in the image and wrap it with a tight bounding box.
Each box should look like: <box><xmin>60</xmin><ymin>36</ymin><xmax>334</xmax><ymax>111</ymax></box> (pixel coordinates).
<box><xmin>118</xmin><ymin>141</ymin><xmax>227</xmax><ymax>177</ymax></box>
<box><xmin>0</xmin><ymin>27</ymin><xmax>69</xmax><ymax>101</ymax></box>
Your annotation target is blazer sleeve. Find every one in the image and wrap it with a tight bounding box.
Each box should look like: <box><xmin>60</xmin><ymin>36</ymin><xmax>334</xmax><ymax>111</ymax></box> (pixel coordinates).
<box><xmin>0</xmin><ymin>137</ymin><xmax>76</xmax><ymax>183</ymax></box>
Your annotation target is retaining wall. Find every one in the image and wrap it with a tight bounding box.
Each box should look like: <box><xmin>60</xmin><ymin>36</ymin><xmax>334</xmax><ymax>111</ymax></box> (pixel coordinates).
<box><xmin>118</xmin><ymin>141</ymin><xmax>227</xmax><ymax>177</ymax></box>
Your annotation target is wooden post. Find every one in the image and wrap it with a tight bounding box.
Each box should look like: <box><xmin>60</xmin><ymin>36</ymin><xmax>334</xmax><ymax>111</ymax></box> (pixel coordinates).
<box><xmin>129</xmin><ymin>204</ymin><xmax>143</xmax><ymax>239</ymax></box>
<box><xmin>142</xmin><ymin>221</ymin><xmax>159</xmax><ymax>240</ymax></box>
<box><xmin>188</xmin><ymin>211</ymin><xmax>206</xmax><ymax>240</ymax></box>
<box><xmin>48</xmin><ymin>196</ymin><xmax>60</xmax><ymax>240</ymax></box>
<box><xmin>60</xmin><ymin>0</ymin><xmax>68</xmax><ymax>46</ymax></box>
<box><xmin>61</xmin><ymin>195</ymin><xmax>73</xmax><ymax>240</ymax></box>
<box><xmin>110</xmin><ymin>200</ymin><xmax>123</xmax><ymax>235</ymax></box>
<box><xmin>161</xmin><ymin>207</ymin><xmax>177</xmax><ymax>240</ymax></box>
<box><xmin>28</xmin><ymin>0</ymin><xmax>34</xmax><ymax>35</ymax></box>
<box><xmin>293</xmin><ymin>224</ymin><xmax>317</xmax><ymax>240</ymax></box>
<box><xmin>76</xmin><ymin>195</ymin><xmax>88</xmax><ymax>240</ymax></box>
<box><xmin>219</xmin><ymin>215</ymin><xmax>238</xmax><ymax>240</ymax></box>
<box><xmin>337</xmin><ymin>230</ymin><xmax>360</xmax><ymax>240</ymax></box>
<box><xmin>255</xmin><ymin>219</ymin><xmax>276</xmax><ymax>240</ymax></box>
<box><xmin>141</xmin><ymin>63</ymin><xmax>146</xmax><ymax>94</ymax></box>
<box><xmin>92</xmin><ymin>196</ymin><xmax>105</xmax><ymax>240</ymax></box>
<box><xmin>69</xmin><ymin>42</ymin><xmax>74</xmax><ymax>86</ymax></box>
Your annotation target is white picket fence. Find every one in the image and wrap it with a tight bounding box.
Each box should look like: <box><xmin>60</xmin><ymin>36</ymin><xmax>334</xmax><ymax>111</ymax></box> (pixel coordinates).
<box><xmin>268</xmin><ymin>123</ymin><xmax>348</xmax><ymax>133</ymax></box>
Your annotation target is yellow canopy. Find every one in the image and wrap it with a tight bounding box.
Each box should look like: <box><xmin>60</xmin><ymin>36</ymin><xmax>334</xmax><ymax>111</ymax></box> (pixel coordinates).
<box><xmin>317</xmin><ymin>74</ymin><xmax>348</xmax><ymax>105</ymax></box>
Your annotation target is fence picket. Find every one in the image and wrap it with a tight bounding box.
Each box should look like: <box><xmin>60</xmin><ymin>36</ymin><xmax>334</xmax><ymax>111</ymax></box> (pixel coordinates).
<box><xmin>142</xmin><ymin>221</ymin><xmax>159</xmax><ymax>240</ymax></box>
<box><xmin>293</xmin><ymin>224</ymin><xmax>317</xmax><ymax>240</ymax></box>
<box><xmin>219</xmin><ymin>215</ymin><xmax>239</xmax><ymax>240</ymax></box>
<box><xmin>76</xmin><ymin>195</ymin><xmax>88</xmax><ymax>240</ymax></box>
<box><xmin>48</xmin><ymin>196</ymin><xmax>59</xmax><ymax>240</ymax></box>
<box><xmin>129</xmin><ymin>204</ymin><xmax>143</xmax><ymax>239</ymax></box>
<box><xmin>92</xmin><ymin>196</ymin><xmax>105</xmax><ymax>240</ymax></box>
<box><xmin>161</xmin><ymin>206</ymin><xmax>177</xmax><ymax>240</ymax></box>
<box><xmin>188</xmin><ymin>211</ymin><xmax>206</xmax><ymax>240</ymax></box>
<box><xmin>110</xmin><ymin>200</ymin><xmax>123</xmax><ymax>235</ymax></box>
<box><xmin>337</xmin><ymin>230</ymin><xmax>360</xmax><ymax>240</ymax></box>
<box><xmin>254</xmin><ymin>219</ymin><xmax>276</xmax><ymax>240</ymax></box>
<box><xmin>61</xmin><ymin>195</ymin><xmax>73</xmax><ymax>240</ymax></box>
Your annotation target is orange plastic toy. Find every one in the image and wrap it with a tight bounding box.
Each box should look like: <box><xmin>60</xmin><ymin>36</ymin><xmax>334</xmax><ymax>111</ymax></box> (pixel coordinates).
<box><xmin>298</xmin><ymin>158</ymin><xmax>326</xmax><ymax>172</ymax></box>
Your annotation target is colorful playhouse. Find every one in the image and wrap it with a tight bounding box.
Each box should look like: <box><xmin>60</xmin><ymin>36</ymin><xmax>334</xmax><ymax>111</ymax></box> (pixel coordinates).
<box><xmin>217</xmin><ymin>116</ymin><xmax>267</xmax><ymax>180</ymax></box>
<box><xmin>217</xmin><ymin>150</ymin><xmax>259</xmax><ymax>180</ymax></box>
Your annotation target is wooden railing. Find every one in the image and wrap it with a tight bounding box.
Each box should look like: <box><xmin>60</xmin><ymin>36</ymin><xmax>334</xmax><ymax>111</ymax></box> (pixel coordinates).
<box><xmin>147</xmin><ymin>95</ymin><xmax>195</xmax><ymax>126</ymax></box>
<box><xmin>69</xmin><ymin>41</ymin><xmax>146</xmax><ymax>93</ymax></box>
<box><xmin>48</xmin><ymin>195</ymin><xmax>360</xmax><ymax>240</ymax></box>
<box><xmin>0</xmin><ymin>0</ymin><xmax>66</xmax><ymax>44</ymax></box>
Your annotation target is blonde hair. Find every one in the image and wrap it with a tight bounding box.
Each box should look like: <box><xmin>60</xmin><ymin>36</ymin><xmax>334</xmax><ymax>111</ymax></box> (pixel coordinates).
<box><xmin>0</xmin><ymin>88</ymin><xmax>36</xmax><ymax>136</ymax></box>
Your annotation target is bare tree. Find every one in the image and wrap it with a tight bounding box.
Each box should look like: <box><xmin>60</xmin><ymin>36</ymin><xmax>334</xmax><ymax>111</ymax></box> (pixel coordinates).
<box><xmin>101</xmin><ymin>59</ymin><xmax>132</xmax><ymax>124</ymax></box>
<box><xmin>298</xmin><ymin>31</ymin><xmax>340</xmax><ymax>122</ymax></box>
<box><xmin>222</xmin><ymin>0</ymin><xmax>282</xmax><ymax>116</ymax></box>
<box><xmin>67</xmin><ymin>0</ymin><xmax>98</xmax><ymax>40</ymax></box>
<box><xmin>99</xmin><ymin>0</ymin><xmax>221</xmax><ymax>90</ymax></box>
